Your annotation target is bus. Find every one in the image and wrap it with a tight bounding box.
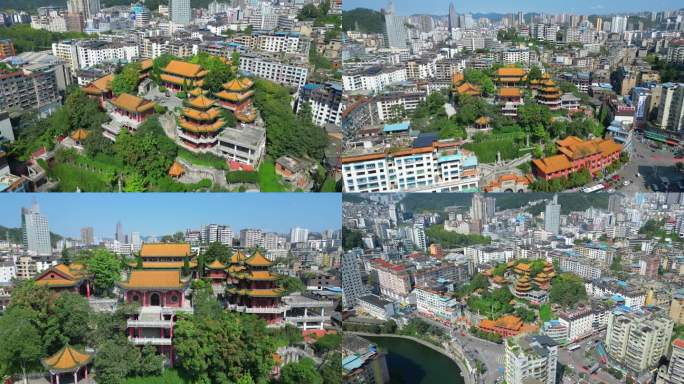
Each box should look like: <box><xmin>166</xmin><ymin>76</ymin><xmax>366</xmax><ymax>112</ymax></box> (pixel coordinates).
<box><xmin>567</xmin><ymin>344</ymin><xmax>581</xmax><ymax>351</ymax></box>
<box><xmin>582</xmin><ymin>184</ymin><xmax>605</xmax><ymax>193</ymax></box>
<box><xmin>588</xmin><ymin>363</ymin><xmax>600</xmax><ymax>374</ymax></box>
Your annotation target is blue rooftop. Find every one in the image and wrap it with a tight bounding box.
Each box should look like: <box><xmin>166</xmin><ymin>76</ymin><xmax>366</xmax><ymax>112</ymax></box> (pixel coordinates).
<box><xmin>342</xmin><ymin>355</ymin><xmax>364</xmax><ymax>371</ymax></box>
<box><xmin>412</xmin><ymin>133</ymin><xmax>438</xmax><ymax>148</ymax></box>
<box><xmin>384</xmin><ymin>121</ymin><xmax>410</xmax><ymax>133</ymax></box>
<box><xmin>462</xmin><ymin>155</ymin><xmax>478</xmax><ymax>167</ymax></box>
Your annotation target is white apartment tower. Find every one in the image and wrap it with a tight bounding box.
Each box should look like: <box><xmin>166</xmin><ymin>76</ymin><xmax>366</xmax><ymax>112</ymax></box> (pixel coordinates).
<box><xmin>605</xmin><ymin>311</ymin><xmax>674</xmax><ymax>372</ymax></box>
<box><xmin>505</xmin><ymin>334</ymin><xmax>558</xmax><ymax>384</ymax></box>
<box><xmin>22</xmin><ymin>201</ymin><xmax>51</xmax><ymax>256</ymax></box>
<box><xmin>544</xmin><ymin>194</ymin><xmax>561</xmax><ymax>235</ymax></box>
<box><xmin>290</xmin><ymin>227</ymin><xmax>309</xmax><ymax>244</ymax></box>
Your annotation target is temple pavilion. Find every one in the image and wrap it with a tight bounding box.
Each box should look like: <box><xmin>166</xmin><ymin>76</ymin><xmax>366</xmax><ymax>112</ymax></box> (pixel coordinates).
<box><xmin>42</xmin><ymin>345</ymin><xmax>93</xmax><ymax>384</ymax></box>
<box><xmin>177</xmin><ymin>94</ymin><xmax>225</xmax><ymax>153</ymax></box>
<box><xmin>117</xmin><ymin>269</ymin><xmax>192</xmax><ymax>367</ymax></box>
<box><xmin>130</xmin><ymin>243</ymin><xmax>197</xmax><ymax>271</ymax></box>
<box><xmin>160</xmin><ymin>60</ymin><xmax>207</xmax><ymax>91</ymax></box>
<box><xmin>34</xmin><ymin>263</ymin><xmax>92</xmax><ymax>297</ymax></box>
<box><xmin>82</xmin><ymin>74</ymin><xmax>114</xmax><ymax>107</ymax></box>
<box><xmin>226</xmin><ymin>251</ymin><xmax>285</xmax><ymax>324</ymax></box>
<box><xmin>215</xmin><ymin>78</ymin><xmax>257</xmax><ymax>123</ymax></box>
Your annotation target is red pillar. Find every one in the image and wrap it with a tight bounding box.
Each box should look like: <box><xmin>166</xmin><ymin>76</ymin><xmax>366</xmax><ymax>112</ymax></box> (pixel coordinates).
<box><xmin>85</xmin><ymin>366</ymin><xmax>89</xmax><ymax>384</ymax></box>
<box><xmin>170</xmin><ymin>347</ymin><xmax>174</xmax><ymax>368</ymax></box>
<box><xmin>86</xmin><ymin>281</ymin><xmax>91</xmax><ymax>298</ymax></box>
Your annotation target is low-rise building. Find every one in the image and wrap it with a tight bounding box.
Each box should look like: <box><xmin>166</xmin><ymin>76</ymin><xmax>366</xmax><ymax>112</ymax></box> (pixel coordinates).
<box><xmin>356</xmin><ymin>294</ymin><xmax>396</xmax><ymax>320</ymax></box>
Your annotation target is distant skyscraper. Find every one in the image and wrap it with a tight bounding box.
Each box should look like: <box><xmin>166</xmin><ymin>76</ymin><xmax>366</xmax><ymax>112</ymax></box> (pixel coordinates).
<box><xmin>67</xmin><ymin>0</ymin><xmax>100</xmax><ymax>19</ymax></box>
<box><xmin>470</xmin><ymin>193</ymin><xmax>495</xmax><ymax>231</ymax></box>
<box><xmin>517</xmin><ymin>11</ymin><xmax>524</xmax><ymax>25</ymax></box>
<box><xmin>21</xmin><ymin>201</ymin><xmax>51</xmax><ymax>255</ymax></box>
<box><xmin>290</xmin><ymin>227</ymin><xmax>309</xmax><ymax>244</ymax></box>
<box><xmin>80</xmin><ymin>227</ymin><xmax>94</xmax><ymax>246</ymax></box>
<box><xmin>388</xmin><ymin>204</ymin><xmax>398</xmax><ymax>224</ymax></box>
<box><xmin>448</xmin><ymin>2</ymin><xmax>457</xmax><ymax>32</ymax></box>
<box><xmin>384</xmin><ymin>0</ymin><xmax>408</xmax><ymax>49</ymax></box>
<box><xmin>611</xmin><ymin>15</ymin><xmax>627</xmax><ymax>33</ymax></box>
<box><xmin>115</xmin><ymin>221</ymin><xmax>125</xmax><ymax>243</ymax></box>
<box><xmin>544</xmin><ymin>195</ymin><xmax>561</xmax><ymax>235</ymax></box>
<box><xmin>169</xmin><ymin>0</ymin><xmax>191</xmax><ymax>24</ymax></box>
<box><xmin>240</xmin><ymin>228</ymin><xmax>263</xmax><ymax>248</ymax></box>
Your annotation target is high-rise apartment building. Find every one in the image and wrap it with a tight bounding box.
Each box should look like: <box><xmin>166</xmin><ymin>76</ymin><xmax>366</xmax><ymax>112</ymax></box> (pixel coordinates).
<box><xmin>505</xmin><ymin>334</ymin><xmax>558</xmax><ymax>384</ymax></box>
<box><xmin>68</xmin><ymin>0</ymin><xmax>100</xmax><ymax>19</ymax></box>
<box><xmin>80</xmin><ymin>227</ymin><xmax>94</xmax><ymax>246</ymax></box>
<box><xmin>544</xmin><ymin>195</ymin><xmax>561</xmax><ymax>235</ymax></box>
<box><xmin>657</xmin><ymin>339</ymin><xmax>684</xmax><ymax>384</ymax></box>
<box><xmin>341</xmin><ymin>250</ymin><xmax>366</xmax><ymax>308</ymax></box>
<box><xmin>605</xmin><ymin>311</ymin><xmax>674</xmax><ymax>372</ymax></box>
<box><xmin>656</xmin><ymin>83</ymin><xmax>684</xmax><ymax>132</ymax></box>
<box><xmin>384</xmin><ymin>0</ymin><xmax>408</xmax><ymax>49</ymax></box>
<box><xmin>22</xmin><ymin>201</ymin><xmax>51</xmax><ymax>256</ymax></box>
<box><xmin>169</xmin><ymin>0</ymin><xmax>191</xmax><ymax>24</ymax></box>
<box><xmin>290</xmin><ymin>227</ymin><xmax>309</xmax><ymax>244</ymax></box>
<box><xmin>240</xmin><ymin>228</ymin><xmax>263</xmax><ymax>248</ymax></box>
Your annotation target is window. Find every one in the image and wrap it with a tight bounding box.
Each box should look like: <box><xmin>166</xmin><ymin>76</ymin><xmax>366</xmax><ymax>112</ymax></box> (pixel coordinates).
<box><xmin>170</xmin><ymin>295</ymin><xmax>179</xmax><ymax>303</ymax></box>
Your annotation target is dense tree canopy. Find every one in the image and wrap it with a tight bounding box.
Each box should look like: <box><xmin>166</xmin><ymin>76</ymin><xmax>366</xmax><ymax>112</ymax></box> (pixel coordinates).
<box><xmin>0</xmin><ymin>24</ymin><xmax>88</xmax><ymax>53</ymax></box>
<box><xmin>112</xmin><ymin>63</ymin><xmax>142</xmax><ymax>96</ymax></box>
<box><xmin>549</xmin><ymin>273</ymin><xmax>587</xmax><ymax>307</ymax></box>
<box><xmin>174</xmin><ymin>311</ymin><xmax>276</xmax><ymax>383</ymax></box>
<box><xmin>280</xmin><ymin>358</ymin><xmax>323</xmax><ymax>384</ymax></box>
<box><xmin>253</xmin><ymin>79</ymin><xmax>328</xmax><ymax>161</ymax></box>
<box><xmin>85</xmin><ymin>248</ymin><xmax>123</xmax><ymax>294</ymax></box>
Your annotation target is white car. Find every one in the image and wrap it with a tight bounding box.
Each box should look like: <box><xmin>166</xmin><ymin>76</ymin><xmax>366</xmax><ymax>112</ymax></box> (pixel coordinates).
<box><xmin>623</xmin><ymin>180</ymin><xmax>631</xmax><ymax>186</ymax></box>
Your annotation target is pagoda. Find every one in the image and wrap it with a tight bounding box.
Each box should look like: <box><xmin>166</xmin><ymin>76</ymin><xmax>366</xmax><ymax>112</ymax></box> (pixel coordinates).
<box><xmin>513</xmin><ymin>262</ymin><xmax>531</xmax><ymax>276</ymax></box>
<box><xmin>495</xmin><ymin>66</ymin><xmax>527</xmax><ymax>87</ymax></box>
<box><xmin>226</xmin><ymin>251</ymin><xmax>285</xmax><ymax>324</ymax></box>
<box><xmin>42</xmin><ymin>345</ymin><xmax>92</xmax><ymax>384</ymax></box>
<box><xmin>131</xmin><ymin>243</ymin><xmax>196</xmax><ymax>270</ymax></box>
<box><xmin>536</xmin><ymin>77</ymin><xmax>562</xmax><ymax>110</ymax></box>
<box><xmin>514</xmin><ymin>275</ymin><xmax>533</xmax><ymax>296</ymax></box>
<box><xmin>177</xmin><ymin>94</ymin><xmax>225</xmax><ymax>153</ymax></box>
<box><xmin>215</xmin><ymin>78</ymin><xmax>257</xmax><ymax>123</ymax></box>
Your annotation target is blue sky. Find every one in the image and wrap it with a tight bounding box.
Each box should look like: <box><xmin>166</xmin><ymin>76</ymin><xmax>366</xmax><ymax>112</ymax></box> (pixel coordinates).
<box><xmin>0</xmin><ymin>194</ymin><xmax>341</xmax><ymax>239</ymax></box>
<box><xmin>343</xmin><ymin>0</ymin><xmax>682</xmax><ymax>16</ymax></box>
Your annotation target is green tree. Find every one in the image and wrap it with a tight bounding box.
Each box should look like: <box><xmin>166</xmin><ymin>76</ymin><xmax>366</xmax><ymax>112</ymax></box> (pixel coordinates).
<box><xmin>0</xmin><ymin>308</ymin><xmax>44</xmax><ymax>384</ymax></box>
<box><xmin>280</xmin><ymin>358</ymin><xmax>323</xmax><ymax>384</ymax></box>
<box><xmin>320</xmin><ymin>352</ymin><xmax>342</xmax><ymax>384</ymax></box>
<box><xmin>313</xmin><ymin>333</ymin><xmax>342</xmax><ymax>354</ymax></box>
<box><xmin>111</xmin><ymin>63</ymin><xmax>141</xmax><ymax>95</ymax></box>
<box><xmin>203</xmin><ymin>241</ymin><xmax>232</xmax><ymax>263</ymax></box>
<box><xmin>86</xmin><ymin>248</ymin><xmax>123</xmax><ymax>294</ymax></box>
<box><xmin>138</xmin><ymin>345</ymin><xmax>164</xmax><ymax>377</ymax></box>
<box><xmin>278</xmin><ymin>276</ymin><xmax>305</xmax><ymax>295</ymax></box>
<box><xmin>174</xmin><ymin>312</ymin><xmax>276</xmax><ymax>383</ymax></box>
<box><xmin>93</xmin><ymin>337</ymin><xmax>142</xmax><ymax>384</ymax></box>
<box><xmin>44</xmin><ymin>292</ymin><xmax>91</xmax><ymax>353</ymax></box>
<box><xmin>549</xmin><ymin>273</ymin><xmax>587</xmax><ymax>307</ymax></box>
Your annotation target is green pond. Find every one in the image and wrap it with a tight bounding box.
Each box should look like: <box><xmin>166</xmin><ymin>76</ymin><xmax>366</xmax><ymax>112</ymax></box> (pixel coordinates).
<box><xmin>365</xmin><ymin>336</ymin><xmax>465</xmax><ymax>384</ymax></box>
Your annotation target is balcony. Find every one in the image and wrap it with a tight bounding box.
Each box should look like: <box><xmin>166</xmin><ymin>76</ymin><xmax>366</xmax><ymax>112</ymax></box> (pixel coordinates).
<box><xmin>244</xmin><ymin>306</ymin><xmax>288</xmax><ymax>314</ymax></box>
<box><xmin>284</xmin><ymin>315</ymin><xmax>329</xmax><ymax>323</ymax></box>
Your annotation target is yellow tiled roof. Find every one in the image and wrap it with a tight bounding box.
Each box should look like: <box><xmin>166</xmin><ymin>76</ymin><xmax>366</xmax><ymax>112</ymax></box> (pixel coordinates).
<box><xmin>532</xmin><ymin>155</ymin><xmax>572</xmax><ymax>174</ymax></box>
<box><xmin>42</xmin><ymin>345</ymin><xmax>92</xmax><ymax>372</ymax></box>
<box><xmin>82</xmin><ymin>74</ymin><xmax>113</xmax><ymax>95</ymax></box>
<box><xmin>162</xmin><ymin>60</ymin><xmax>205</xmax><ymax>78</ymax></box>
<box><xmin>178</xmin><ymin>117</ymin><xmax>225</xmax><ymax>133</ymax></box>
<box><xmin>120</xmin><ymin>270</ymin><xmax>183</xmax><ymax>289</ymax></box>
<box><xmin>140</xmin><ymin>243</ymin><xmax>191</xmax><ymax>258</ymax></box>
<box><xmin>245</xmin><ymin>251</ymin><xmax>273</xmax><ymax>267</ymax></box>
<box><xmin>187</xmin><ymin>95</ymin><xmax>215</xmax><ymax>109</ymax></box>
<box><xmin>111</xmin><ymin>93</ymin><xmax>156</xmax><ymax>113</ymax></box>
<box><xmin>182</xmin><ymin>107</ymin><xmax>221</xmax><ymax>121</ymax></box>
<box><xmin>215</xmin><ymin>90</ymin><xmax>254</xmax><ymax>102</ymax></box>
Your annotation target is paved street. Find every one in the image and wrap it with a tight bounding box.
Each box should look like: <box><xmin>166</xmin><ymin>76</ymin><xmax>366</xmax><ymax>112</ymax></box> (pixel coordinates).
<box><xmin>617</xmin><ymin>134</ymin><xmax>683</xmax><ymax>193</ymax></box>
<box><xmin>451</xmin><ymin>328</ymin><xmax>505</xmax><ymax>384</ymax></box>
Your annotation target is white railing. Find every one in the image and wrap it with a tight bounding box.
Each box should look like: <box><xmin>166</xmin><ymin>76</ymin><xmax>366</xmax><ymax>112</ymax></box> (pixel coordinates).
<box><xmin>110</xmin><ymin>112</ymin><xmax>142</xmax><ymax>129</ymax></box>
<box><xmin>127</xmin><ymin>319</ymin><xmax>173</xmax><ymax>328</ymax></box>
<box><xmin>128</xmin><ymin>337</ymin><xmax>172</xmax><ymax>346</ymax></box>
<box><xmin>244</xmin><ymin>306</ymin><xmax>288</xmax><ymax>314</ymax></box>
<box><xmin>178</xmin><ymin>130</ymin><xmax>218</xmax><ymax>145</ymax></box>
<box><xmin>284</xmin><ymin>315</ymin><xmax>329</xmax><ymax>323</ymax></box>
